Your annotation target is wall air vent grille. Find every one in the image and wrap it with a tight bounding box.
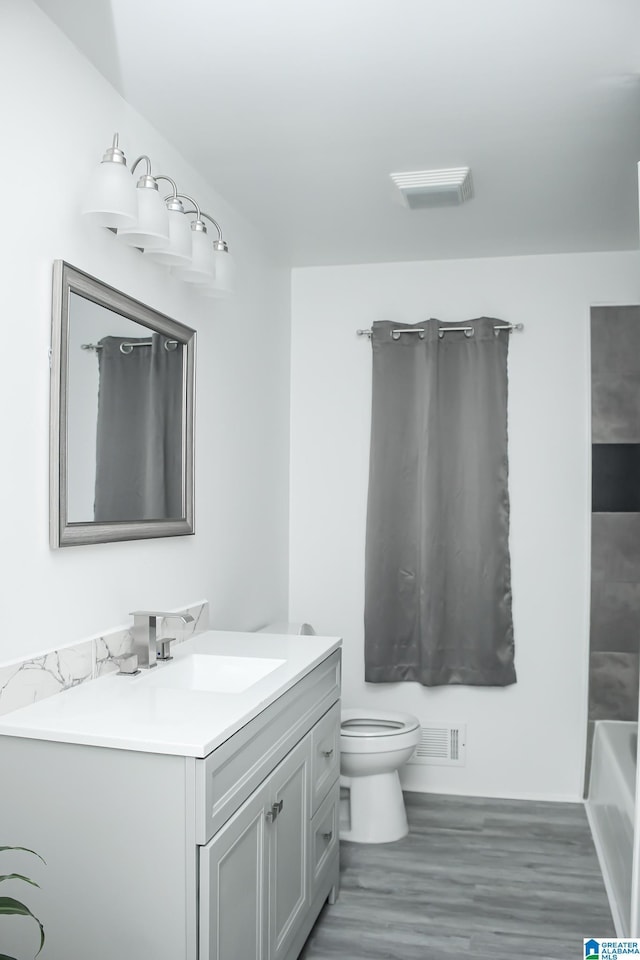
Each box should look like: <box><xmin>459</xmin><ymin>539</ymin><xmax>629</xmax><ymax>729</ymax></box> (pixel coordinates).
<box><xmin>408</xmin><ymin>723</ymin><xmax>466</xmax><ymax>766</ymax></box>
<box><xmin>390</xmin><ymin>167</ymin><xmax>473</xmax><ymax>209</ymax></box>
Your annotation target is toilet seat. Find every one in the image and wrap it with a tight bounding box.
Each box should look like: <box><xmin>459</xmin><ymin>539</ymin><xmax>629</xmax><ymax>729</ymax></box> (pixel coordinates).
<box><xmin>341</xmin><ymin>708</ymin><xmax>420</xmax><ymax>738</ymax></box>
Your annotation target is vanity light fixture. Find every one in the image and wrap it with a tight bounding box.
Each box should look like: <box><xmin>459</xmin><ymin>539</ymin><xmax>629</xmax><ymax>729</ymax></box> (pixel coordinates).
<box><xmin>143</xmin><ymin>179</ymin><xmax>192</xmax><ymax>267</ymax></box>
<box><xmin>173</xmin><ymin>198</ymin><xmax>216</xmax><ymax>284</ymax></box>
<box><xmin>82</xmin><ymin>134</ymin><xmax>137</xmax><ymax>228</ymax></box>
<box><xmin>81</xmin><ymin>133</ymin><xmax>234</xmax><ymax>295</ymax></box>
<box><xmin>181</xmin><ymin>209</ymin><xmax>235</xmax><ymax>298</ymax></box>
<box><xmin>117</xmin><ymin>155</ymin><xmax>170</xmax><ymax>250</ymax></box>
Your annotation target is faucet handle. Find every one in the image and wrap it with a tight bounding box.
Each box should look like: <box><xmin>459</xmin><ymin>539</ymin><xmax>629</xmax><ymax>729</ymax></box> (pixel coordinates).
<box><xmin>157</xmin><ymin>637</ymin><xmax>176</xmax><ymax>661</ymax></box>
<box><xmin>117</xmin><ymin>654</ymin><xmax>140</xmax><ymax>676</ymax></box>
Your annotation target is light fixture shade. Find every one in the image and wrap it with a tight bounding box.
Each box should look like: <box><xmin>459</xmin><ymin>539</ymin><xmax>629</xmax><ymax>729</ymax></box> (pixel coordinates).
<box><xmin>175</xmin><ymin>228</ymin><xmax>215</xmax><ymax>283</ymax></box>
<box><xmin>200</xmin><ymin>249</ymin><xmax>235</xmax><ymax>297</ymax></box>
<box><xmin>118</xmin><ymin>187</ymin><xmax>170</xmax><ymax>249</ymax></box>
<box><xmin>82</xmin><ymin>161</ymin><xmax>137</xmax><ymax>228</ymax></box>
<box><xmin>144</xmin><ymin>207</ymin><xmax>192</xmax><ymax>265</ymax></box>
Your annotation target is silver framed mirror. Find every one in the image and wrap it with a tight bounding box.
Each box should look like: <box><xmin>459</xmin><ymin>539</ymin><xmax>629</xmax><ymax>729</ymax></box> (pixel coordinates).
<box><xmin>50</xmin><ymin>261</ymin><xmax>196</xmax><ymax>547</ymax></box>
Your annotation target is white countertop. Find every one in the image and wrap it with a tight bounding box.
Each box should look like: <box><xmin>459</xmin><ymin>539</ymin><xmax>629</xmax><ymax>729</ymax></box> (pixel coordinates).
<box><xmin>0</xmin><ymin>631</ymin><xmax>342</xmax><ymax>758</ymax></box>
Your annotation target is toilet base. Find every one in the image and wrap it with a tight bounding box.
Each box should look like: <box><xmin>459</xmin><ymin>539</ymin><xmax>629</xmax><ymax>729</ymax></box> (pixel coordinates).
<box><xmin>339</xmin><ymin>771</ymin><xmax>409</xmax><ymax>843</ymax></box>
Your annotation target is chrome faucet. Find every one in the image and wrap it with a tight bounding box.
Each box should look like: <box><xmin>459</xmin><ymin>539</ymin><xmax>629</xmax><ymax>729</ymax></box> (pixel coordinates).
<box><xmin>129</xmin><ymin>611</ymin><xmax>195</xmax><ymax>669</ymax></box>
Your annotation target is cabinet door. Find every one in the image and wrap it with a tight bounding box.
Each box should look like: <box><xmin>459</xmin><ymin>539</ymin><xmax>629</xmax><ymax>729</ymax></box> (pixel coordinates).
<box><xmin>200</xmin><ymin>782</ymin><xmax>269</xmax><ymax>960</ymax></box>
<box><xmin>268</xmin><ymin>735</ymin><xmax>311</xmax><ymax>960</ymax></box>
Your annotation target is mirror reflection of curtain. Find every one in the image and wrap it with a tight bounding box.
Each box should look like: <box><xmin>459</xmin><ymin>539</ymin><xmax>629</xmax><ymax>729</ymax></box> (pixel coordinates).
<box><xmin>94</xmin><ymin>335</ymin><xmax>184</xmax><ymax>522</ymax></box>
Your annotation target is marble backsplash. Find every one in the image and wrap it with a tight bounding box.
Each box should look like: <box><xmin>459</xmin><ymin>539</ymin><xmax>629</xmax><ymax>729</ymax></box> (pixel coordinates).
<box><xmin>0</xmin><ymin>601</ymin><xmax>208</xmax><ymax>716</ymax></box>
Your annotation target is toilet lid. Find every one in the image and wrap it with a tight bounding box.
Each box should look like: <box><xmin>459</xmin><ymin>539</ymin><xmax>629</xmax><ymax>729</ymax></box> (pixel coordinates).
<box><xmin>341</xmin><ymin>709</ymin><xmax>419</xmax><ymax>738</ymax></box>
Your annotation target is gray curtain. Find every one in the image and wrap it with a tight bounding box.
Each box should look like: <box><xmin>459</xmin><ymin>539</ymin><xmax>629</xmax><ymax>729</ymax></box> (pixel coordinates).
<box><xmin>364</xmin><ymin>318</ymin><xmax>516</xmax><ymax>687</ymax></box>
<box><xmin>94</xmin><ymin>335</ymin><xmax>183</xmax><ymax>522</ymax></box>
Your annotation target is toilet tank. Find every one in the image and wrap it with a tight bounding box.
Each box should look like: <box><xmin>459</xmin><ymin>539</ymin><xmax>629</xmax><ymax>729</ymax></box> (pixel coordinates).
<box><xmin>256</xmin><ymin>621</ymin><xmax>316</xmax><ymax>636</ymax></box>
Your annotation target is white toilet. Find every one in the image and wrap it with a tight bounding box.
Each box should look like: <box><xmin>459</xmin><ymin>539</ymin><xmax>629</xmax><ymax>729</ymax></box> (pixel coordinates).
<box><xmin>340</xmin><ymin>708</ymin><xmax>420</xmax><ymax>844</ymax></box>
<box><xmin>255</xmin><ymin>622</ymin><xmax>419</xmax><ymax>845</ymax></box>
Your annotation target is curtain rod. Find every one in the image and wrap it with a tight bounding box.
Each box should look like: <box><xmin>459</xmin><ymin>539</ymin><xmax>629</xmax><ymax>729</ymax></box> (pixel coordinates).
<box><xmin>81</xmin><ymin>339</ymin><xmax>179</xmax><ymax>353</ymax></box>
<box><xmin>356</xmin><ymin>322</ymin><xmax>524</xmax><ymax>340</ymax></box>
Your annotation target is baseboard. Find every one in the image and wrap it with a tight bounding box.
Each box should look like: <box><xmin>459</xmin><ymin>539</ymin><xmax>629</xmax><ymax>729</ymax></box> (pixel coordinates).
<box><xmin>403</xmin><ymin>787</ymin><xmax>584</xmax><ymax>804</ymax></box>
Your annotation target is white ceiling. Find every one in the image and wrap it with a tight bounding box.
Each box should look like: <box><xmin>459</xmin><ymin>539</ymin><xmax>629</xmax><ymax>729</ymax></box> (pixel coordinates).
<box><xmin>35</xmin><ymin>0</ymin><xmax>640</xmax><ymax>266</ymax></box>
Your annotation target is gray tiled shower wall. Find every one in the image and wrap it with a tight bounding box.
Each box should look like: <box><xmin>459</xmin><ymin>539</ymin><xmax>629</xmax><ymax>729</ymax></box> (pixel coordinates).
<box><xmin>587</xmin><ymin>307</ymin><xmax>640</xmax><ymax>791</ymax></box>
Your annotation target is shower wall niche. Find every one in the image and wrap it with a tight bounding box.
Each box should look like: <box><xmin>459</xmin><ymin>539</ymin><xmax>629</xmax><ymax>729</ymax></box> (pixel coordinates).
<box><xmin>588</xmin><ymin>306</ymin><xmax>640</xmax><ymax>787</ymax></box>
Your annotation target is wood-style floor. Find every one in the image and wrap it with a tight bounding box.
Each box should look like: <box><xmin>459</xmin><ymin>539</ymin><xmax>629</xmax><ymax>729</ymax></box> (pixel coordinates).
<box><xmin>300</xmin><ymin>791</ymin><xmax>614</xmax><ymax>959</ymax></box>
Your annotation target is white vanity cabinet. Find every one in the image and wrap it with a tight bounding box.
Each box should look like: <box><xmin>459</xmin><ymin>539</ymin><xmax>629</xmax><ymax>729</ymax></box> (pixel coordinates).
<box><xmin>196</xmin><ymin>654</ymin><xmax>341</xmax><ymax>960</ymax></box>
<box><xmin>200</xmin><ymin>736</ymin><xmax>312</xmax><ymax>960</ymax></box>
<box><xmin>0</xmin><ymin>649</ymin><xmax>341</xmax><ymax>960</ymax></box>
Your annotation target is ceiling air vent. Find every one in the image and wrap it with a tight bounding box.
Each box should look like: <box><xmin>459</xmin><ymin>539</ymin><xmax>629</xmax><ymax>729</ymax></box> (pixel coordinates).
<box><xmin>390</xmin><ymin>167</ymin><xmax>473</xmax><ymax>209</ymax></box>
<box><xmin>408</xmin><ymin>722</ymin><xmax>467</xmax><ymax>766</ymax></box>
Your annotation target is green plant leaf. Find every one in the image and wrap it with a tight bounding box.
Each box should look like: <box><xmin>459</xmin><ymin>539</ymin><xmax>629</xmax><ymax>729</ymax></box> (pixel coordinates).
<box><xmin>0</xmin><ymin>875</ymin><xmax>39</xmax><ymax>887</ymax></box>
<box><xmin>0</xmin><ymin>953</ymin><xmax>19</xmax><ymax>960</ymax></box>
<box><xmin>0</xmin><ymin>897</ymin><xmax>45</xmax><ymax>957</ymax></box>
<box><xmin>0</xmin><ymin>848</ymin><xmax>46</xmax><ymax>866</ymax></box>
<box><xmin>0</xmin><ymin>897</ymin><xmax>32</xmax><ymax>917</ymax></box>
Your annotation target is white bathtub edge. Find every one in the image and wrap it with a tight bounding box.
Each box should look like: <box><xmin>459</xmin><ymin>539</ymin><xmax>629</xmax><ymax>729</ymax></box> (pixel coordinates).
<box><xmin>584</xmin><ymin>800</ymin><xmax>626</xmax><ymax>937</ymax></box>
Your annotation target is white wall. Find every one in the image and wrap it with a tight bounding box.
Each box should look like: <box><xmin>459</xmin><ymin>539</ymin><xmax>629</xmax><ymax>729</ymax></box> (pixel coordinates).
<box><xmin>0</xmin><ymin>0</ymin><xmax>291</xmax><ymax>663</ymax></box>
<box><xmin>290</xmin><ymin>251</ymin><xmax>640</xmax><ymax>802</ymax></box>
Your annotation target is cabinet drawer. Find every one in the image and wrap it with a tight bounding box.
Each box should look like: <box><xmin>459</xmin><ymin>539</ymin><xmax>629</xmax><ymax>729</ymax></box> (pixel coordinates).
<box><xmin>309</xmin><ymin>779</ymin><xmax>340</xmax><ymax>899</ymax></box>
<box><xmin>310</xmin><ymin>701</ymin><xmax>340</xmax><ymax>815</ymax></box>
<box><xmin>196</xmin><ymin>651</ymin><xmax>340</xmax><ymax>844</ymax></box>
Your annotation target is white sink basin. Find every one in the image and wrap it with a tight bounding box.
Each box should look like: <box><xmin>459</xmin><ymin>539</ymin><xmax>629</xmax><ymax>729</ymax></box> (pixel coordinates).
<box><xmin>143</xmin><ymin>654</ymin><xmax>286</xmax><ymax>693</ymax></box>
